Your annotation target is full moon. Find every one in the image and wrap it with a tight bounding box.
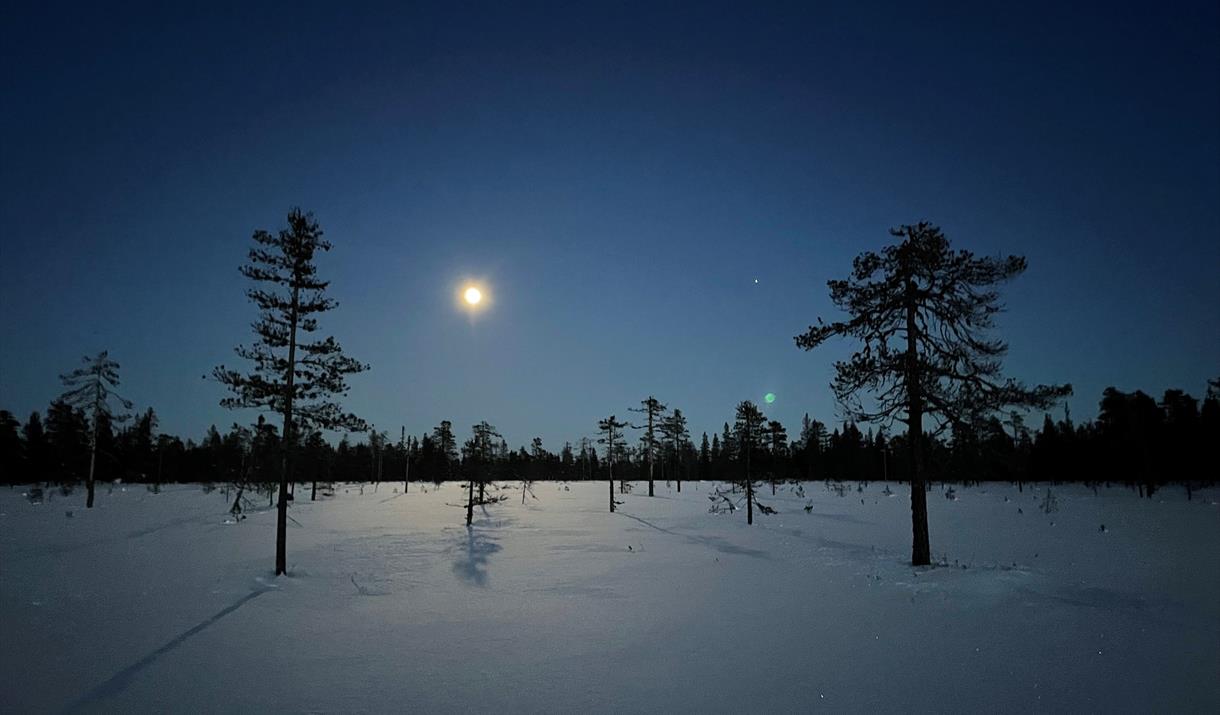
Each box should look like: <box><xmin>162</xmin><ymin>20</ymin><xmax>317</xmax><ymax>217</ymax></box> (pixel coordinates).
<box><xmin>464</xmin><ymin>287</ymin><xmax>482</xmax><ymax>305</ymax></box>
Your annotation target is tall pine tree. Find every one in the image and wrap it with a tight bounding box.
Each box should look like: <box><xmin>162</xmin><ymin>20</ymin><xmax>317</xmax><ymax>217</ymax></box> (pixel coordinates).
<box><xmin>213</xmin><ymin>208</ymin><xmax>368</xmax><ymax>575</ymax></box>
<box><xmin>598</xmin><ymin>415</ymin><xmax>628</xmax><ymax>512</ymax></box>
<box><xmin>795</xmin><ymin>222</ymin><xmax>1069</xmax><ymax>564</ymax></box>
<box><xmin>629</xmin><ymin>396</ymin><xmax>666</xmax><ymax>496</ymax></box>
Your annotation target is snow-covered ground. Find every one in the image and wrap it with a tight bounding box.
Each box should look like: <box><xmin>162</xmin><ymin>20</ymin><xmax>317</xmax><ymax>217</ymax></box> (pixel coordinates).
<box><xmin>1</xmin><ymin>480</ymin><xmax>1217</xmax><ymax>713</ymax></box>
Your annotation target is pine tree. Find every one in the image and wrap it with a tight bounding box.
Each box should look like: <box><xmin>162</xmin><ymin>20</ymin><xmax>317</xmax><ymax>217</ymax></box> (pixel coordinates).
<box><xmin>45</xmin><ymin>400</ymin><xmax>89</xmax><ymax>485</ymax></box>
<box><xmin>462</xmin><ymin>421</ymin><xmax>505</xmax><ymax>524</ymax></box>
<box><xmin>598</xmin><ymin>415</ymin><xmax>628</xmax><ymax>512</ymax></box>
<box><xmin>0</xmin><ymin>410</ymin><xmax>22</xmax><ymax>484</ymax></box>
<box><xmin>796</xmin><ymin>413</ymin><xmax>826</xmax><ymax>480</ymax></box>
<box><xmin>58</xmin><ymin>351</ymin><xmax>133</xmax><ymax>507</ymax></box>
<box><xmin>213</xmin><ymin>208</ymin><xmax>368</xmax><ymax>575</ymax></box>
<box><xmin>431</xmin><ymin>420</ymin><xmax>458</xmax><ymax>480</ymax></box>
<box><xmin>766</xmin><ymin>419</ymin><xmax>788</xmax><ymax>494</ymax></box>
<box><xmin>22</xmin><ymin>412</ymin><xmax>48</xmax><ymax>482</ymax></box>
<box><xmin>795</xmin><ymin>222</ymin><xmax>1070</xmax><ymax>564</ymax></box>
<box><xmin>659</xmin><ymin>408</ymin><xmax>689</xmax><ymax>491</ymax></box>
<box><xmin>699</xmin><ymin>432</ymin><xmax>711</xmax><ymax>480</ymax></box>
<box><xmin>123</xmin><ymin>407</ymin><xmax>157</xmax><ymax>480</ymax></box>
<box><xmin>629</xmin><ymin>396</ymin><xmax>666</xmax><ymax>497</ymax></box>
<box><xmin>709</xmin><ymin>400</ymin><xmax>774</xmax><ymax>524</ymax></box>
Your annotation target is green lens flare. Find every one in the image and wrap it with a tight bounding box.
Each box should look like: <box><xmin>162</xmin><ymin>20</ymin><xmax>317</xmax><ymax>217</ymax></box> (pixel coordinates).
<box><xmin>764</xmin><ymin>392</ymin><xmax>776</xmax><ymax>404</ymax></box>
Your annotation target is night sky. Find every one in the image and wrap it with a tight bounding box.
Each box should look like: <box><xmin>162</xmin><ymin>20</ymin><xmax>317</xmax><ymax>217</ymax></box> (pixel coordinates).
<box><xmin>2</xmin><ymin>2</ymin><xmax>1217</xmax><ymax>448</ymax></box>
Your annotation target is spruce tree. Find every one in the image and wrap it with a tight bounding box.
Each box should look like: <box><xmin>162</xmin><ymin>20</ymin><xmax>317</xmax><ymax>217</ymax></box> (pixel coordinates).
<box><xmin>213</xmin><ymin>208</ymin><xmax>368</xmax><ymax>575</ymax></box>
<box><xmin>795</xmin><ymin>222</ymin><xmax>1069</xmax><ymax>565</ymax></box>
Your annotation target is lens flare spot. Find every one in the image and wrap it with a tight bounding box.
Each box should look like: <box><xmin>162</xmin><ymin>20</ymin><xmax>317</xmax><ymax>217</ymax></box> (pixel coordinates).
<box><xmin>764</xmin><ymin>392</ymin><xmax>776</xmax><ymax>404</ymax></box>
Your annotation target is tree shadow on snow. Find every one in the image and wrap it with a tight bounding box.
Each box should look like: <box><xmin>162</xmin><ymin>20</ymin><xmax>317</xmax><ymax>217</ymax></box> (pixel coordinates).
<box><xmin>451</xmin><ymin>526</ymin><xmax>502</xmax><ymax>587</ymax></box>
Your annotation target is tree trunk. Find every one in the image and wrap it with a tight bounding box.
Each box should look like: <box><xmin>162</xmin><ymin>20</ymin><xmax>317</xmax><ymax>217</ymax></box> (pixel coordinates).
<box><xmin>466</xmin><ymin>479</ymin><xmax>474</xmax><ymax>526</ymax></box>
<box><xmin>86</xmin><ymin>425</ymin><xmax>97</xmax><ymax>509</ymax></box>
<box><xmin>647</xmin><ymin>412</ymin><xmax>655</xmax><ymax>497</ymax></box>
<box><xmin>276</xmin><ymin>283</ymin><xmax>300</xmax><ymax>576</ymax></box>
<box><xmin>746</xmin><ymin>445</ymin><xmax>754</xmax><ymax>525</ymax></box>
<box><xmin>905</xmin><ymin>277</ymin><xmax>931</xmax><ymax>566</ymax></box>
<box><xmin>86</xmin><ymin>391</ymin><xmax>100</xmax><ymax>509</ymax></box>
<box><xmin>311</xmin><ymin>480</ymin><xmax>317</xmax><ymax>501</ymax></box>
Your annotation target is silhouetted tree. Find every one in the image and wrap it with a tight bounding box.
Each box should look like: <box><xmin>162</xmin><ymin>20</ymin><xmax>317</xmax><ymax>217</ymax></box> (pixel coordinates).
<box><xmin>659</xmin><ymin>408</ymin><xmax>690</xmax><ymax>491</ymax></box>
<box><xmin>21</xmin><ymin>412</ymin><xmax>49</xmax><ymax>482</ymax></box>
<box><xmin>45</xmin><ymin>400</ymin><xmax>88</xmax><ymax>484</ymax></box>
<box><xmin>462</xmin><ymin>421</ymin><xmax>505</xmax><ymax>524</ymax></box>
<box><xmin>598</xmin><ymin>415</ymin><xmax>628</xmax><ymax>512</ymax></box>
<box><xmin>698</xmin><ymin>432</ymin><xmax>711</xmax><ymax>480</ymax></box>
<box><xmin>59</xmin><ymin>351</ymin><xmax>133</xmax><ymax>507</ymax></box>
<box><xmin>0</xmin><ymin>410</ymin><xmax>22</xmax><ymax>483</ymax></box>
<box><xmin>795</xmin><ymin>413</ymin><xmax>827</xmax><ymax>480</ymax></box>
<box><xmin>431</xmin><ymin>420</ymin><xmax>458</xmax><ymax>480</ymax></box>
<box><xmin>710</xmin><ymin>400</ymin><xmax>774</xmax><ymax>524</ymax></box>
<box><xmin>213</xmin><ymin>208</ymin><xmax>368</xmax><ymax>575</ymax></box>
<box><xmin>629</xmin><ymin>396</ymin><xmax>666</xmax><ymax>497</ymax></box>
<box><xmin>795</xmin><ymin>222</ymin><xmax>1070</xmax><ymax>564</ymax></box>
<box><xmin>766</xmin><ymin>419</ymin><xmax>788</xmax><ymax>493</ymax></box>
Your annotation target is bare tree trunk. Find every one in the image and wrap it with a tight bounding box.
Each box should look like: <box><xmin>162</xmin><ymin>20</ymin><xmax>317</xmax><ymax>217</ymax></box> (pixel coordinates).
<box><xmin>86</xmin><ymin>424</ymin><xmax>97</xmax><ymax>509</ymax></box>
<box><xmin>466</xmin><ymin>479</ymin><xmax>474</xmax><ymax>526</ymax></box>
<box><xmin>905</xmin><ymin>277</ymin><xmax>931</xmax><ymax>566</ymax></box>
<box><xmin>746</xmin><ymin>449</ymin><xmax>754</xmax><ymax>525</ymax></box>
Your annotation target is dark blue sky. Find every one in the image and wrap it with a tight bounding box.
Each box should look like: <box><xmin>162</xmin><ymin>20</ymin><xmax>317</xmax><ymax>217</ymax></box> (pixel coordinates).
<box><xmin>2</xmin><ymin>1</ymin><xmax>1217</xmax><ymax>448</ymax></box>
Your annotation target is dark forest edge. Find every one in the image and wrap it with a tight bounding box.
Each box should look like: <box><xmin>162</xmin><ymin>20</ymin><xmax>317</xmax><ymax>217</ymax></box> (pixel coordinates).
<box><xmin>2</xmin><ymin>381</ymin><xmax>1217</xmax><ymax>496</ymax></box>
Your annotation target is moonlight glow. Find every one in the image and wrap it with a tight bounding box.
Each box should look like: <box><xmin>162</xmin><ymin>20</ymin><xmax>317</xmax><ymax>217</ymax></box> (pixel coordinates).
<box><xmin>464</xmin><ymin>287</ymin><xmax>482</xmax><ymax>305</ymax></box>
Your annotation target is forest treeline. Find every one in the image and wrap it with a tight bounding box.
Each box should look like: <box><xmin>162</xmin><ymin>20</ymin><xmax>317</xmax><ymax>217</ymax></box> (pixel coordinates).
<box><xmin>2</xmin><ymin>382</ymin><xmax>1216</xmax><ymax>496</ymax></box>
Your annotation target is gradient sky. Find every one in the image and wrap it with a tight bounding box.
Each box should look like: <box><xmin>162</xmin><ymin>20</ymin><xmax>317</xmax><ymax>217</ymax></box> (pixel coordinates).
<box><xmin>2</xmin><ymin>1</ymin><xmax>1218</xmax><ymax>449</ymax></box>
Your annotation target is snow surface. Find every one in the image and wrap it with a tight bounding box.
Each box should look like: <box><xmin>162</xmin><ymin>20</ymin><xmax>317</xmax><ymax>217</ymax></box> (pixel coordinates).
<box><xmin>1</xmin><ymin>481</ymin><xmax>1217</xmax><ymax>713</ymax></box>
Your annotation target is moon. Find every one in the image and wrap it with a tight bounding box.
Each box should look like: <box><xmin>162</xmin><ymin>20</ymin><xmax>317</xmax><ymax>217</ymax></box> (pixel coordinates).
<box><xmin>464</xmin><ymin>287</ymin><xmax>482</xmax><ymax>305</ymax></box>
